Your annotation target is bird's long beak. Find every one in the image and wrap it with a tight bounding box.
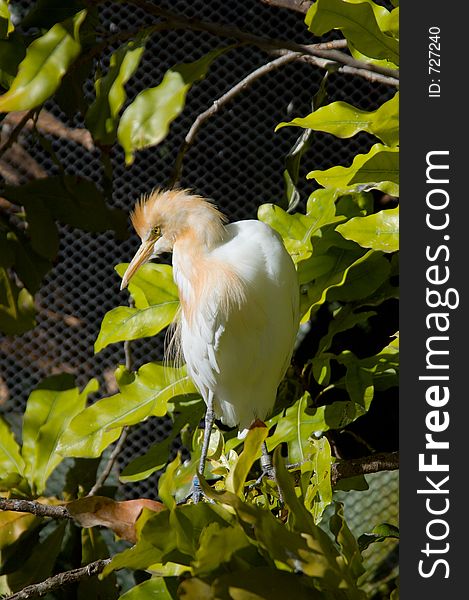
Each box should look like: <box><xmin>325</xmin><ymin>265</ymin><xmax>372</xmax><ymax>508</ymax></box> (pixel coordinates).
<box><xmin>120</xmin><ymin>239</ymin><xmax>154</xmax><ymax>290</ymax></box>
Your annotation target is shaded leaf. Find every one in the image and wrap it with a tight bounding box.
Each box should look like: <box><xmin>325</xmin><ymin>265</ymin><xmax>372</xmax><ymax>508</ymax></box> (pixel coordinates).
<box><xmin>67</xmin><ymin>496</ymin><xmax>165</xmax><ymax>543</ymax></box>
<box><xmin>78</xmin><ymin>528</ymin><xmax>119</xmax><ymax>600</ymax></box>
<box><xmin>0</xmin><ymin>267</ymin><xmax>36</xmax><ymax>334</ymax></box>
<box><xmin>3</xmin><ymin>176</ymin><xmax>128</xmax><ymax>238</ymax></box>
<box><xmin>357</xmin><ymin>522</ymin><xmax>399</xmax><ymax>552</ymax></box>
<box><xmin>330</xmin><ymin>502</ymin><xmax>364</xmax><ymax>579</ymax></box>
<box><xmin>119</xmin><ymin>577</ymin><xmax>174</xmax><ymax>600</ymax></box>
<box><xmin>336</xmin><ymin>206</ymin><xmax>399</xmax><ymax>253</ymax></box>
<box><xmin>0</xmin><ymin>511</ymin><xmax>39</xmax><ymax>551</ymax></box>
<box><xmin>278</xmin><ymin>92</ymin><xmax>399</xmax><ymax>147</ymax></box>
<box><xmin>85</xmin><ymin>34</ymin><xmax>147</xmax><ymax>145</ymax></box>
<box><xmin>0</xmin><ymin>10</ymin><xmax>86</xmax><ymax>111</ymax></box>
<box><xmin>118</xmin><ymin>47</ymin><xmax>230</xmax><ymax>164</ymax></box>
<box><xmin>317</xmin><ymin>304</ymin><xmax>376</xmax><ymax>354</ymax></box>
<box><xmin>305</xmin><ymin>0</ymin><xmax>399</xmax><ymax>64</ymax></box>
<box><xmin>0</xmin><ymin>0</ymin><xmax>13</xmax><ymax>39</ymax></box>
<box><xmin>0</xmin><ymin>35</ymin><xmax>26</xmax><ymax>88</ymax></box>
<box><xmin>307</xmin><ymin>143</ymin><xmax>399</xmax><ymax>196</ymax></box>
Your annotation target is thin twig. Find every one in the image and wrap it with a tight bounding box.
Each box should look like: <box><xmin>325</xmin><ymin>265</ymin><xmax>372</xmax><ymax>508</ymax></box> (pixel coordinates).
<box><xmin>87</xmin><ymin>299</ymin><xmax>134</xmax><ymax>496</ymax></box>
<box><xmin>117</xmin><ymin>0</ymin><xmax>399</xmax><ymax>80</ymax></box>
<box><xmin>0</xmin><ymin>109</ymin><xmax>36</xmax><ymax>160</ymax></box>
<box><xmin>0</xmin><ymin>498</ymin><xmax>72</xmax><ymax>520</ymax></box>
<box><xmin>4</xmin><ymin>559</ymin><xmax>111</xmax><ymax>600</ymax></box>
<box><xmin>331</xmin><ymin>451</ymin><xmax>399</xmax><ymax>487</ymax></box>
<box><xmin>170</xmin><ymin>52</ymin><xmax>302</xmax><ymax>186</ymax></box>
<box><xmin>260</xmin><ymin>0</ymin><xmax>312</xmax><ymax>13</ymax></box>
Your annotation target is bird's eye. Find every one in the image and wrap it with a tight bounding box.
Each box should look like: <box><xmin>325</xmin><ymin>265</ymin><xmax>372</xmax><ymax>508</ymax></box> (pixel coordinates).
<box><xmin>151</xmin><ymin>226</ymin><xmax>161</xmax><ymax>237</ymax></box>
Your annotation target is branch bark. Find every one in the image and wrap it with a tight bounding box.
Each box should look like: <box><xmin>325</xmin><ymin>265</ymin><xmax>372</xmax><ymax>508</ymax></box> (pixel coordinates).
<box><xmin>331</xmin><ymin>451</ymin><xmax>399</xmax><ymax>487</ymax></box>
<box><xmin>4</xmin><ymin>559</ymin><xmax>111</xmax><ymax>600</ymax></box>
<box><xmin>0</xmin><ymin>498</ymin><xmax>72</xmax><ymax>520</ymax></box>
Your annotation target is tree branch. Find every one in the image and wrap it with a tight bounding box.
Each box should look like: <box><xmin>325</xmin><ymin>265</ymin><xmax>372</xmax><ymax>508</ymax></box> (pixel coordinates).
<box><xmin>0</xmin><ymin>498</ymin><xmax>72</xmax><ymax>520</ymax></box>
<box><xmin>170</xmin><ymin>52</ymin><xmax>302</xmax><ymax>186</ymax></box>
<box><xmin>260</xmin><ymin>0</ymin><xmax>312</xmax><ymax>13</ymax></box>
<box><xmin>0</xmin><ymin>109</ymin><xmax>36</xmax><ymax>161</ymax></box>
<box><xmin>118</xmin><ymin>0</ymin><xmax>399</xmax><ymax>81</ymax></box>
<box><xmin>4</xmin><ymin>559</ymin><xmax>111</xmax><ymax>600</ymax></box>
<box><xmin>331</xmin><ymin>451</ymin><xmax>399</xmax><ymax>487</ymax></box>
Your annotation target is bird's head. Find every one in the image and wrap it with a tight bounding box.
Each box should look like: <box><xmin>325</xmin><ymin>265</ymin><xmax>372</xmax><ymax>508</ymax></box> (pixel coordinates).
<box><xmin>120</xmin><ymin>188</ymin><xmax>226</xmax><ymax>290</ymax></box>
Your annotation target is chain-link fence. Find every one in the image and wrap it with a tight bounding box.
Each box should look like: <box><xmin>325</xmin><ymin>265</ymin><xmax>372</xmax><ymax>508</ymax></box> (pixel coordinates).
<box><xmin>0</xmin><ymin>0</ymin><xmax>398</xmax><ymax>572</ymax></box>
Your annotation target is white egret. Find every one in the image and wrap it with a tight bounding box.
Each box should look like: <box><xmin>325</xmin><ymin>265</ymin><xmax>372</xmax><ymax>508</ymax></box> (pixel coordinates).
<box><xmin>121</xmin><ymin>189</ymin><xmax>299</xmax><ymax>498</ymax></box>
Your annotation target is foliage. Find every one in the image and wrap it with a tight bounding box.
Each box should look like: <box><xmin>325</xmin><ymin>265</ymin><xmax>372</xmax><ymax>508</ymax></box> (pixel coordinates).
<box><xmin>0</xmin><ymin>1</ymin><xmax>399</xmax><ymax>599</ymax></box>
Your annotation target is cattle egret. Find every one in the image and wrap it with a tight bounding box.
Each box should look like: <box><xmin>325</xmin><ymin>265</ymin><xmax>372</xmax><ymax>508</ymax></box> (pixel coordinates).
<box><xmin>121</xmin><ymin>189</ymin><xmax>299</xmax><ymax>499</ymax></box>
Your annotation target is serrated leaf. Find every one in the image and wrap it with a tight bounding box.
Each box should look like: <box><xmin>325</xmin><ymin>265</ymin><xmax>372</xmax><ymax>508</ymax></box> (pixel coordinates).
<box><xmin>85</xmin><ymin>35</ymin><xmax>146</xmax><ymax>145</ymax></box>
<box><xmin>22</xmin><ymin>375</ymin><xmax>99</xmax><ymax>493</ymax></box>
<box><xmin>0</xmin><ymin>416</ymin><xmax>25</xmax><ymax>476</ymax></box>
<box><xmin>0</xmin><ymin>10</ymin><xmax>86</xmax><ymax>111</ymax></box>
<box><xmin>305</xmin><ymin>0</ymin><xmax>399</xmax><ymax>64</ymax></box>
<box><xmin>58</xmin><ymin>363</ymin><xmax>196</xmax><ymax>458</ymax></box>
<box><xmin>118</xmin><ymin>47</ymin><xmax>230</xmax><ymax>164</ymax></box>
<box><xmin>278</xmin><ymin>92</ymin><xmax>399</xmax><ymax>147</ymax></box>
<box><xmin>336</xmin><ymin>206</ymin><xmax>399</xmax><ymax>253</ymax></box>
<box><xmin>307</xmin><ymin>143</ymin><xmax>399</xmax><ymax>196</ymax></box>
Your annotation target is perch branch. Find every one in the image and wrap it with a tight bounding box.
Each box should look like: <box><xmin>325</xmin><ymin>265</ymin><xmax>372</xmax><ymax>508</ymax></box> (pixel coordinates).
<box><xmin>170</xmin><ymin>52</ymin><xmax>302</xmax><ymax>186</ymax></box>
<box><xmin>331</xmin><ymin>451</ymin><xmax>399</xmax><ymax>487</ymax></box>
<box><xmin>4</xmin><ymin>559</ymin><xmax>111</xmax><ymax>600</ymax></box>
<box><xmin>0</xmin><ymin>498</ymin><xmax>71</xmax><ymax>520</ymax></box>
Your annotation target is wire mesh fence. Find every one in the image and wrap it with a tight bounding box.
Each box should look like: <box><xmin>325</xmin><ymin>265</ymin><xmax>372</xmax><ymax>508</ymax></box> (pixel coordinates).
<box><xmin>0</xmin><ymin>0</ymin><xmax>398</xmax><ymax>565</ymax></box>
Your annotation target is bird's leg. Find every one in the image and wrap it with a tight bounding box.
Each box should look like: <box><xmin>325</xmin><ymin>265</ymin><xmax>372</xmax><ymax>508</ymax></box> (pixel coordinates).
<box><xmin>192</xmin><ymin>391</ymin><xmax>215</xmax><ymax>503</ymax></box>
<box><xmin>252</xmin><ymin>442</ymin><xmax>284</xmax><ymax>503</ymax></box>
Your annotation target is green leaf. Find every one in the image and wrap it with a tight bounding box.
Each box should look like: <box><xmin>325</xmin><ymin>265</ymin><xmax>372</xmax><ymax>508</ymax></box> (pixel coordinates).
<box><xmin>0</xmin><ymin>35</ymin><xmax>27</xmax><ymax>89</ymax></box>
<box><xmin>305</xmin><ymin>0</ymin><xmax>399</xmax><ymax>64</ymax></box>
<box><xmin>317</xmin><ymin>304</ymin><xmax>376</xmax><ymax>354</ymax></box>
<box><xmin>5</xmin><ymin>522</ymin><xmax>66</xmax><ymax>592</ymax></box>
<box><xmin>0</xmin><ymin>267</ymin><xmax>36</xmax><ymax>335</ymax></box>
<box><xmin>307</xmin><ymin>143</ymin><xmax>399</xmax><ymax>196</ymax></box>
<box><xmin>258</xmin><ymin>188</ymin><xmax>344</xmax><ymax>264</ymax></box>
<box><xmin>22</xmin><ymin>375</ymin><xmax>99</xmax><ymax>493</ymax></box>
<box><xmin>158</xmin><ymin>453</ymin><xmax>181</xmax><ymax>510</ymax></box>
<box><xmin>225</xmin><ymin>425</ymin><xmax>268</xmax><ymax>496</ymax></box>
<box><xmin>118</xmin><ymin>578</ymin><xmax>174</xmax><ymax>600</ymax></box>
<box><xmin>357</xmin><ymin>522</ymin><xmax>399</xmax><ymax>552</ymax></box>
<box><xmin>0</xmin><ymin>10</ymin><xmax>86</xmax><ymax>111</ymax></box>
<box><xmin>277</xmin><ymin>92</ymin><xmax>399</xmax><ymax>147</ymax></box>
<box><xmin>85</xmin><ymin>35</ymin><xmax>147</xmax><ymax>145</ymax></box>
<box><xmin>118</xmin><ymin>47</ymin><xmax>230</xmax><ymax>164</ymax></box>
<box><xmin>20</xmin><ymin>0</ymin><xmax>85</xmax><ymax>29</ymax></box>
<box><xmin>303</xmin><ymin>437</ymin><xmax>333</xmax><ymax>524</ymax></box>
<box><xmin>115</xmin><ymin>263</ymin><xmax>179</xmax><ymax>309</ymax></box>
<box><xmin>78</xmin><ymin>528</ymin><xmax>118</xmax><ymax>600</ymax></box>
<box><xmin>0</xmin><ymin>0</ymin><xmax>13</xmax><ymax>39</ymax></box>
<box><xmin>0</xmin><ymin>416</ymin><xmax>25</xmax><ymax>476</ymax></box>
<box><xmin>58</xmin><ymin>363</ymin><xmax>196</xmax><ymax>458</ymax></box>
<box><xmin>336</xmin><ymin>206</ymin><xmax>399</xmax><ymax>253</ymax></box>
<box><xmin>3</xmin><ymin>176</ymin><xmax>128</xmax><ymax>238</ymax></box>
<box><xmin>330</xmin><ymin>502</ymin><xmax>364</xmax><ymax>580</ymax></box>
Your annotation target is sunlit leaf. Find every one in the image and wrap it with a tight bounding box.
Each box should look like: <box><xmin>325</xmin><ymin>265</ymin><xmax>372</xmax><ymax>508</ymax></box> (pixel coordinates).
<box><xmin>0</xmin><ymin>10</ymin><xmax>86</xmax><ymax>111</ymax></box>
<box><xmin>58</xmin><ymin>363</ymin><xmax>195</xmax><ymax>458</ymax></box>
<box><xmin>305</xmin><ymin>0</ymin><xmax>399</xmax><ymax>64</ymax></box>
<box><xmin>85</xmin><ymin>34</ymin><xmax>147</xmax><ymax>145</ymax></box>
<box><xmin>22</xmin><ymin>375</ymin><xmax>99</xmax><ymax>493</ymax></box>
<box><xmin>225</xmin><ymin>425</ymin><xmax>268</xmax><ymax>496</ymax></box>
<box><xmin>0</xmin><ymin>416</ymin><xmax>25</xmax><ymax>476</ymax></box>
<box><xmin>0</xmin><ymin>511</ymin><xmax>39</xmax><ymax>551</ymax></box>
<box><xmin>336</xmin><ymin>206</ymin><xmax>399</xmax><ymax>252</ymax></box>
<box><xmin>118</xmin><ymin>578</ymin><xmax>174</xmax><ymax>600</ymax></box>
<box><xmin>307</xmin><ymin>143</ymin><xmax>399</xmax><ymax>196</ymax></box>
<box><xmin>303</xmin><ymin>437</ymin><xmax>332</xmax><ymax>524</ymax></box>
<box><xmin>277</xmin><ymin>92</ymin><xmax>399</xmax><ymax>147</ymax></box>
<box><xmin>118</xmin><ymin>47</ymin><xmax>230</xmax><ymax>164</ymax></box>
